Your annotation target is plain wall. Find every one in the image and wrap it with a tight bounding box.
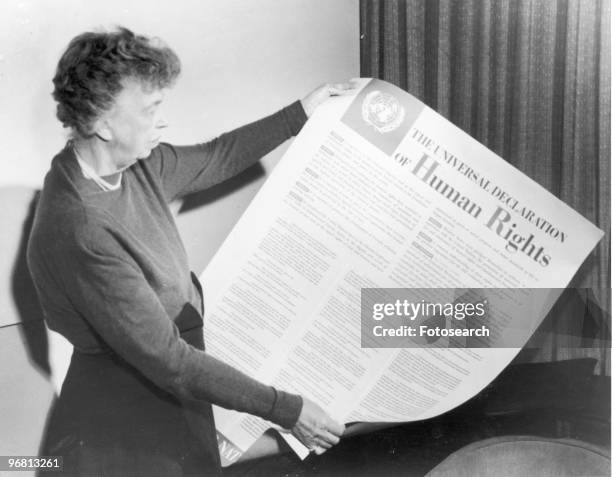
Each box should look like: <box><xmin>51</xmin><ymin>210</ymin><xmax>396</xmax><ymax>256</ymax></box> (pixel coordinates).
<box><xmin>0</xmin><ymin>0</ymin><xmax>359</xmax><ymax>468</ymax></box>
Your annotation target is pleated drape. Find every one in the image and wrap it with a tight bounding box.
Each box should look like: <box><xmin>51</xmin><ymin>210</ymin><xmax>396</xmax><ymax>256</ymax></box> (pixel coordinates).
<box><xmin>360</xmin><ymin>0</ymin><xmax>610</xmax><ymax>374</ymax></box>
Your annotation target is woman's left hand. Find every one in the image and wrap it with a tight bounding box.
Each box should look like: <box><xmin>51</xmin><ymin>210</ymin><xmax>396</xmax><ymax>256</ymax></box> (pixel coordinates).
<box><xmin>300</xmin><ymin>81</ymin><xmax>356</xmax><ymax>118</ymax></box>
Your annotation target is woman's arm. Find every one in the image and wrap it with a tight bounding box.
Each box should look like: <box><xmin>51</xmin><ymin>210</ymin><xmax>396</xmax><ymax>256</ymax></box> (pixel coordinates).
<box><xmin>148</xmin><ymin>82</ymin><xmax>354</xmax><ymax>202</ymax></box>
<box><xmin>56</xmin><ymin>217</ymin><xmax>299</xmax><ymax>427</ymax></box>
<box><xmin>149</xmin><ymin>101</ymin><xmax>307</xmax><ymax>202</ymax></box>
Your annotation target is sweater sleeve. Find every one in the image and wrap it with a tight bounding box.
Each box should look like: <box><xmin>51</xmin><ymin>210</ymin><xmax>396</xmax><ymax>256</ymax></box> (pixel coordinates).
<box><xmin>150</xmin><ymin>101</ymin><xmax>307</xmax><ymax>202</ymax></box>
<box><xmin>58</xmin><ymin>218</ymin><xmax>302</xmax><ymax>429</ymax></box>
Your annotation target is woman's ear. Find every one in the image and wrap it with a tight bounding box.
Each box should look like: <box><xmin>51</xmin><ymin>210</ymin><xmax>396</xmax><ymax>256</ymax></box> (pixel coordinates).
<box><xmin>93</xmin><ymin>118</ymin><xmax>113</xmax><ymax>142</ymax></box>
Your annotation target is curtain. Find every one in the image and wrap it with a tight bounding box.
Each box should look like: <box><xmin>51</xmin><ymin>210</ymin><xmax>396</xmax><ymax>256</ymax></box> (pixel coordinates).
<box><xmin>360</xmin><ymin>0</ymin><xmax>610</xmax><ymax>374</ymax></box>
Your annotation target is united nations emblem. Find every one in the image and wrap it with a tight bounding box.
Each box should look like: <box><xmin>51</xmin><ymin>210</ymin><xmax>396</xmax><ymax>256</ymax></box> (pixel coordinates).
<box><xmin>361</xmin><ymin>90</ymin><xmax>405</xmax><ymax>133</ymax></box>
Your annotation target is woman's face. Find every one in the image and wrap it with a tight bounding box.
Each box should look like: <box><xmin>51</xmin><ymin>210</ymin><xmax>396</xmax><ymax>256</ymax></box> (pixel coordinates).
<box><xmin>101</xmin><ymin>79</ymin><xmax>168</xmax><ymax>169</ymax></box>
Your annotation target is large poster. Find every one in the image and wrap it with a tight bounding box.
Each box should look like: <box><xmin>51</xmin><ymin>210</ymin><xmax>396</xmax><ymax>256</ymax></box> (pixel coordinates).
<box><xmin>200</xmin><ymin>79</ymin><xmax>603</xmax><ymax>464</ymax></box>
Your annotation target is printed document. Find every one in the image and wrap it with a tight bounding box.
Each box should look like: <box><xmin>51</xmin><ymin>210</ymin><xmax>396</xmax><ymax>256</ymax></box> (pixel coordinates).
<box><xmin>199</xmin><ymin>79</ymin><xmax>603</xmax><ymax>464</ymax></box>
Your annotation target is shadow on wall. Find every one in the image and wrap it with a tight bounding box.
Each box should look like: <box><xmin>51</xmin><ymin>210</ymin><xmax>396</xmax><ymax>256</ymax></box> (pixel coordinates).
<box><xmin>4</xmin><ymin>187</ymin><xmax>50</xmax><ymax>377</ymax></box>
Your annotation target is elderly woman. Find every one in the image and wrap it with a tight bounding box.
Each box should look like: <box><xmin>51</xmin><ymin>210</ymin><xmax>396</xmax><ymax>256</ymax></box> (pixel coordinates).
<box><xmin>27</xmin><ymin>27</ymin><xmax>347</xmax><ymax>476</ymax></box>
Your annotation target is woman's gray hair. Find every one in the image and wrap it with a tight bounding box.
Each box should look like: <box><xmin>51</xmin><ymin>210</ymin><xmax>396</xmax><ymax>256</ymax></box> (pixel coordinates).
<box><xmin>52</xmin><ymin>26</ymin><xmax>181</xmax><ymax>137</ymax></box>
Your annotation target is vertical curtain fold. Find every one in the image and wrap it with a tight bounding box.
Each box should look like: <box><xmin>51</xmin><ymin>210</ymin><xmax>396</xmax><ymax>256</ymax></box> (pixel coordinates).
<box><xmin>360</xmin><ymin>0</ymin><xmax>610</xmax><ymax>374</ymax></box>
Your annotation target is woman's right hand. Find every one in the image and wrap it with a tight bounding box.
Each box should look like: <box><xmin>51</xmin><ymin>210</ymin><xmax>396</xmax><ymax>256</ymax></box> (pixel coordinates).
<box><xmin>291</xmin><ymin>396</ymin><xmax>345</xmax><ymax>455</ymax></box>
